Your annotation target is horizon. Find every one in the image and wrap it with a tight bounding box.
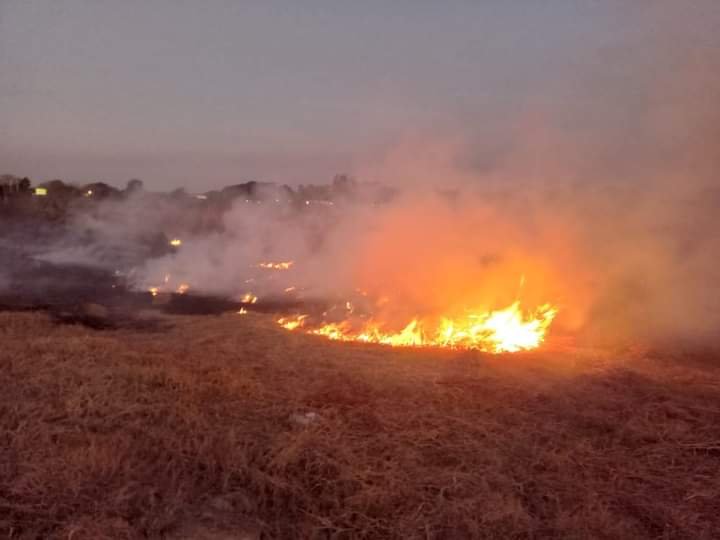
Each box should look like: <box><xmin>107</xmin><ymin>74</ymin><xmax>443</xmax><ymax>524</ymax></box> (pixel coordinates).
<box><xmin>4</xmin><ymin>1</ymin><xmax>717</xmax><ymax>190</ymax></box>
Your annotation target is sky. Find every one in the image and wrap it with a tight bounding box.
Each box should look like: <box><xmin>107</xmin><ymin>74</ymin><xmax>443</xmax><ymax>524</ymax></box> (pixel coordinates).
<box><xmin>1</xmin><ymin>1</ymin><xmax>718</xmax><ymax>190</ymax></box>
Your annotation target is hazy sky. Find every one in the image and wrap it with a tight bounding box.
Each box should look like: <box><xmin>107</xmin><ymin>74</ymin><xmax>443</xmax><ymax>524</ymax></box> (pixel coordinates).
<box><xmin>1</xmin><ymin>1</ymin><xmax>717</xmax><ymax>190</ymax></box>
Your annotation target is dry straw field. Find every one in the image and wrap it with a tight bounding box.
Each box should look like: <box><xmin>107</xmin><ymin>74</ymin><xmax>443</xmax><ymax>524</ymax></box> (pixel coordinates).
<box><xmin>1</xmin><ymin>310</ymin><xmax>719</xmax><ymax>539</ymax></box>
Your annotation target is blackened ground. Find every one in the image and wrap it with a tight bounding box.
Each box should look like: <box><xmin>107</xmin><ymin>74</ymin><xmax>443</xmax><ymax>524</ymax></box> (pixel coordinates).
<box><xmin>0</xmin><ymin>240</ymin><xmax>323</xmax><ymax>331</ymax></box>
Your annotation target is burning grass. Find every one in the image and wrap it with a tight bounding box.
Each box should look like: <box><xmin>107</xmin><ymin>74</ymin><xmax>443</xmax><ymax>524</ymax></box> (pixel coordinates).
<box><xmin>278</xmin><ymin>301</ymin><xmax>558</xmax><ymax>353</ymax></box>
<box><xmin>1</xmin><ymin>311</ymin><xmax>720</xmax><ymax>538</ymax></box>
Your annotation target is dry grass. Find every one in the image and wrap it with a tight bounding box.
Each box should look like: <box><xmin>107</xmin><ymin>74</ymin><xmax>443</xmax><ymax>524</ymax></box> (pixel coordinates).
<box><xmin>1</xmin><ymin>311</ymin><xmax>719</xmax><ymax>539</ymax></box>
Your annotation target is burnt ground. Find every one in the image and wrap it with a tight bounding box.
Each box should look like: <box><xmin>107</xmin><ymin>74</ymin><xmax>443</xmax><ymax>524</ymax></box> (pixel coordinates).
<box><xmin>0</xmin><ymin>235</ymin><xmax>315</xmax><ymax>331</ymax></box>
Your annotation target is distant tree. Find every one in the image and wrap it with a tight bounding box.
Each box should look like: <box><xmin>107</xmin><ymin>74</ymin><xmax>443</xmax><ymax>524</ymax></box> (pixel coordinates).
<box><xmin>0</xmin><ymin>174</ymin><xmax>32</xmax><ymax>201</ymax></box>
<box><xmin>243</xmin><ymin>181</ymin><xmax>258</xmax><ymax>199</ymax></box>
<box><xmin>281</xmin><ymin>184</ymin><xmax>296</xmax><ymax>202</ymax></box>
<box><xmin>82</xmin><ymin>182</ymin><xmax>120</xmax><ymax>199</ymax></box>
<box><xmin>332</xmin><ymin>174</ymin><xmax>355</xmax><ymax>191</ymax></box>
<box><xmin>0</xmin><ymin>174</ymin><xmax>19</xmax><ymax>192</ymax></box>
<box><xmin>44</xmin><ymin>179</ymin><xmax>70</xmax><ymax>192</ymax></box>
<box><xmin>221</xmin><ymin>181</ymin><xmax>259</xmax><ymax>201</ymax></box>
<box><xmin>170</xmin><ymin>187</ymin><xmax>188</xmax><ymax>200</ymax></box>
<box><xmin>126</xmin><ymin>178</ymin><xmax>144</xmax><ymax>193</ymax></box>
<box><xmin>0</xmin><ymin>174</ymin><xmax>19</xmax><ymax>184</ymax></box>
<box><xmin>332</xmin><ymin>174</ymin><xmax>357</xmax><ymax>201</ymax></box>
<box><xmin>44</xmin><ymin>180</ymin><xmax>81</xmax><ymax>199</ymax></box>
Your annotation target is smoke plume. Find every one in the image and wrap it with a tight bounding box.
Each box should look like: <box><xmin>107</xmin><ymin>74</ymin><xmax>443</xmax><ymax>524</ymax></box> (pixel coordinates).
<box><xmin>31</xmin><ymin>0</ymin><xmax>720</xmax><ymax>349</ymax></box>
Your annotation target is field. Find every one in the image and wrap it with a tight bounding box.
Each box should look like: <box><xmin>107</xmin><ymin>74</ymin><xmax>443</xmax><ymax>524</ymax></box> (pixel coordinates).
<box><xmin>1</xmin><ymin>310</ymin><xmax>720</xmax><ymax>539</ymax></box>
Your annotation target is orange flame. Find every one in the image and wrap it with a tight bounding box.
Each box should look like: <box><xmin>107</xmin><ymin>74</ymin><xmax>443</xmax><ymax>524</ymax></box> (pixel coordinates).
<box><xmin>258</xmin><ymin>261</ymin><xmax>294</xmax><ymax>270</ymax></box>
<box><xmin>278</xmin><ymin>314</ymin><xmax>308</xmax><ymax>330</ymax></box>
<box><xmin>176</xmin><ymin>283</ymin><xmax>190</xmax><ymax>294</ymax></box>
<box><xmin>277</xmin><ymin>301</ymin><xmax>557</xmax><ymax>353</ymax></box>
<box><xmin>241</xmin><ymin>292</ymin><xmax>258</xmax><ymax>304</ymax></box>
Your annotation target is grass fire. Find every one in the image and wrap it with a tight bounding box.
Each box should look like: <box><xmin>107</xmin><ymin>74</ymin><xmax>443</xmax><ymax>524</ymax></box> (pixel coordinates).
<box><xmin>278</xmin><ymin>296</ymin><xmax>557</xmax><ymax>353</ymax></box>
<box><xmin>258</xmin><ymin>260</ymin><xmax>294</xmax><ymax>270</ymax></box>
<box><xmin>3</xmin><ymin>2</ymin><xmax>720</xmax><ymax>538</ymax></box>
<box><xmin>3</xmin><ymin>168</ymin><xmax>720</xmax><ymax>538</ymax></box>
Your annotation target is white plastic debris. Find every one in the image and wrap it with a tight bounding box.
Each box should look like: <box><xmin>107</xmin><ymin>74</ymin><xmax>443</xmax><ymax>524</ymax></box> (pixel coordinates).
<box><xmin>290</xmin><ymin>411</ymin><xmax>321</xmax><ymax>426</ymax></box>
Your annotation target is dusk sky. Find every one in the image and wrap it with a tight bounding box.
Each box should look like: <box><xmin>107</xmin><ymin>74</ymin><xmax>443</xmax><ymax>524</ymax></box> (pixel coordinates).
<box><xmin>1</xmin><ymin>1</ymin><xmax>717</xmax><ymax>190</ymax></box>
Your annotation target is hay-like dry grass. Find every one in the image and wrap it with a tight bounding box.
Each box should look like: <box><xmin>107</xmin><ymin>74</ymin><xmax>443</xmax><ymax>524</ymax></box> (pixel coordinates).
<box><xmin>1</xmin><ymin>311</ymin><xmax>719</xmax><ymax>539</ymax></box>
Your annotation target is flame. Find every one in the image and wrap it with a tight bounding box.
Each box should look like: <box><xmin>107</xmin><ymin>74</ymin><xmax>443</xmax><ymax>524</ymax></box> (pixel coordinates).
<box><xmin>169</xmin><ymin>238</ymin><xmax>182</xmax><ymax>247</ymax></box>
<box><xmin>278</xmin><ymin>314</ymin><xmax>308</xmax><ymax>330</ymax></box>
<box><xmin>237</xmin><ymin>308</ymin><xmax>248</xmax><ymax>315</ymax></box>
<box><xmin>148</xmin><ymin>274</ymin><xmax>190</xmax><ymax>296</ymax></box>
<box><xmin>241</xmin><ymin>292</ymin><xmax>258</xmax><ymax>304</ymax></box>
<box><xmin>276</xmin><ymin>302</ymin><xmax>557</xmax><ymax>353</ymax></box>
<box><xmin>258</xmin><ymin>261</ymin><xmax>294</xmax><ymax>270</ymax></box>
<box><xmin>176</xmin><ymin>283</ymin><xmax>190</xmax><ymax>294</ymax></box>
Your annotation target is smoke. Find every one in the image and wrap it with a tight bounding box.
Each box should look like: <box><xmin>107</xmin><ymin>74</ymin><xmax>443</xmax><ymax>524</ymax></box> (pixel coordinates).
<box><xmin>32</xmin><ymin>190</ymin><xmax>216</xmax><ymax>269</ymax></box>
<box><xmin>132</xmin><ymin>58</ymin><xmax>719</xmax><ymax>349</ymax></box>
<box><xmin>127</xmin><ymin>147</ymin><xmax>718</xmax><ymax>349</ymax></box>
<box><xmin>437</xmin><ymin>144</ymin><xmax>720</xmax><ymax>348</ymax></box>
<box><xmin>0</xmin><ymin>271</ymin><xmax>9</xmax><ymax>293</ymax></box>
<box><xmin>27</xmin><ymin>0</ymin><xmax>720</xmax><ymax>349</ymax></box>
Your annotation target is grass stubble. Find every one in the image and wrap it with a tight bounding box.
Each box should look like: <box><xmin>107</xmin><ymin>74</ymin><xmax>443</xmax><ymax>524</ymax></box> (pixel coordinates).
<box><xmin>1</xmin><ymin>311</ymin><xmax>719</xmax><ymax>539</ymax></box>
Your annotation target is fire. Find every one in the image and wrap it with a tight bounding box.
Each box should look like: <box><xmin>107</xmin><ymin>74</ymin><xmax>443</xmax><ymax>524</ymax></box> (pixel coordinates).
<box><xmin>169</xmin><ymin>238</ymin><xmax>182</xmax><ymax>247</ymax></box>
<box><xmin>278</xmin><ymin>314</ymin><xmax>308</xmax><ymax>330</ymax></box>
<box><xmin>438</xmin><ymin>302</ymin><xmax>557</xmax><ymax>352</ymax></box>
<box><xmin>237</xmin><ymin>308</ymin><xmax>248</xmax><ymax>315</ymax></box>
<box><xmin>241</xmin><ymin>292</ymin><xmax>258</xmax><ymax>304</ymax></box>
<box><xmin>277</xmin><ymin>301</ymin><xmax>557</xmax><ymax>353</ymax></box>
<box><xmin>176</xmin><ymin>283</ymin><xmax>190</xmax><ymax>294</ymax></box>
<box><xmin>148</xmin><ymin>274</ymin><xmax>189</xmax><ymax>296</ymax></box>
<box><xmin>258</xmin><ymin>261</ymin><xmax>294</xmax><ymax>270</ymax></box>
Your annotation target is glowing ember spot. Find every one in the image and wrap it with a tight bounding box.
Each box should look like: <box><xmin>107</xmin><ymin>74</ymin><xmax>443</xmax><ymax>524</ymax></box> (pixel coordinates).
<box><xmin>169</xmin><ymin>238</ymin><xmax>182</xmax><ymax>247</ymax></box>
<box><xmin>149</xmin><ymin>287</ymin><xmax>159</xmax><ymax>297</ymax></box>
<box><xmin>176</xmin><ymin>283</ymin><xmax>190</xmax><ymax>294</ymax></box>
<box><xmin>241</xmin><ymin>292</ymin><xmax>258</xmax><ymax>304</ymax></box>
<box><xmin>277</xmin><ymin>302</ymin><xmax>558</xmax><ymax>354</ymax></box>
<box><xmin>278</xmin><ymin>314</ymin><xmax>308</xmax><ymax>330</ymax></box>
<box><xmin>237</xmin><ymin>308</ymin><xmax>248</xmax><ymax>315</ymax></box>
<box><xmin>258</xmin><ymin>261</ymin><xmax>294</xmax><ymax>270</ymax></box>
